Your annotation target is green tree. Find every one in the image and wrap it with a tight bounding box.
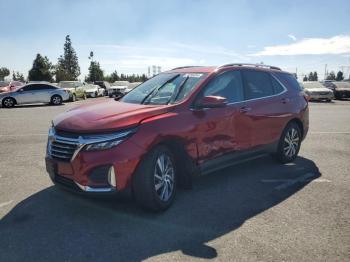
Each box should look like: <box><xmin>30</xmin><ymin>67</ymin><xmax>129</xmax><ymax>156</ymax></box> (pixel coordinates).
<box><xmin>326</xmin><ymin>71</ymin><xmax>336</xmax><ymax>80</ymax></box>
<box><xmin>104</xmin><ymin>70</ymin><xmax>119</xmax><ymax>82</ymax></box>
<box><xmin>0</xmin><ymin>67</ymin><xmax>10</xmax><ymax>81</ymax></box>
<box><xmin>303</xmin><ymin>75</ymin><xmax>308</xmax><ymax>81</ymax></box>
<box><xmin>55</xmin><ymin>35</ymin><xmax>80</xmax><ymax>82</ymax></box>
<box><xmin>12</xmin><ymin>71</ymin><xmax>25</xmax><ymax>81</ymax></box>
<box><xmin>308</xmin><ymin>72</ymin><xmax>314</xmax><ymax>81</ymax></box>
<box><xmin>28</xmin><ymin>54</ymin><xmax>54</xmax><ymax>82</ymax></box>
<box><xmin>336</xmin><ymin>71</ymin><xmax>344</xmax><ymax>81</ymax></box>
<box><xmin>313</xmin><ymin>71</ymin><xmax>318</xmax><ymax>81</ymax></box>
<box><xmin>86</xmin><ymin>61</ymin><xmax>104</xmax><ymax>82</ymax></box>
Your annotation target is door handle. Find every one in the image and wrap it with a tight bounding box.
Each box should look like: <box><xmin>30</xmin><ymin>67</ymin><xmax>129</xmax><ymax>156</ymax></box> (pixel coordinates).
<box><xmin>281</xmin><ymin>98</ymin><xmax>290</xmax><ymax>104</ymax></box>
<box><xmin>239</xmin><ymin>106</ymin><xmax>251</xmax><ymax>113</ymax></box>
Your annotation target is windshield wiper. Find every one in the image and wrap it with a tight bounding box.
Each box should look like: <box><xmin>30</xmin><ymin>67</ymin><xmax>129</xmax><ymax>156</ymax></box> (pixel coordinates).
<box><xmin>169</xmin><ymin>76</ymin><xmax>189</xmax><ymax>104</ymax></box>
<box><xmin>141</xmin><ymin>74</ymin><xmax>180</xmax><ymax>105</ymax></box>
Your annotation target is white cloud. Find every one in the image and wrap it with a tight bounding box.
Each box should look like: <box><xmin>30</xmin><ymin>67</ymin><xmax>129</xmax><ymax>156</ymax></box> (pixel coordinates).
<box><xmin>251</xmin><ymin>35</ymin><xmax>350</xmax><ymax>56</ymax></box>
<box><xmin>288</xmin><ymin>34</ymin><xmax>297</xmax><ymax>41</ymax></box>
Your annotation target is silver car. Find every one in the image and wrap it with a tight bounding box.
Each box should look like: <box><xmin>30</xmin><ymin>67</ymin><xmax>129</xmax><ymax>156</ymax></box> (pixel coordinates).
<box><xmin>0</xmin><ymin>83</ymin><xmax>70</xmax><ymax>108</ymax></box>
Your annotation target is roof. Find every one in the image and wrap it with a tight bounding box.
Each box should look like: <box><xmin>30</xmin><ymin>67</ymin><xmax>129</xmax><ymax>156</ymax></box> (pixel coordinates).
<box><xmin>168</xmin><ymin>64</ymin><xmax>288</xmax><ymax>74</ymax></box>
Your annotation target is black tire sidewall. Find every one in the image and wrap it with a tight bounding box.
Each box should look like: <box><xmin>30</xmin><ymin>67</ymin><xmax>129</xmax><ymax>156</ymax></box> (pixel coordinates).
<box><xmin>133</xmin><ymin>145</ymin><xmax>177</xmax><ymax>211</ymax></box>
<box><xmin>276</xmin><ymin>122</ymin><xmax>301</xmax><ymax>163</ymax></box>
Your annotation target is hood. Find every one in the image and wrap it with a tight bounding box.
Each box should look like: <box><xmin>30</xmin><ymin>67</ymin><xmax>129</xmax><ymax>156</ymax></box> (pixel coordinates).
<box><xmin>0</xmin><ymin>86</ymin><xmax>10</xmax><ymax>93</ymax></box>
<box><xmin>53</xmin><ymin>99</ymin><xmax>174</xmax><ymax>133</ymax></box>
<box><xmin>84</xmin><ymin>88</ymin><xmax>97</xmax><ymax>92</ymax></box>
<box><xmin>305</xmin><ymin>87</ymin><xmax>331</xmax><ymax>92</ymax></box>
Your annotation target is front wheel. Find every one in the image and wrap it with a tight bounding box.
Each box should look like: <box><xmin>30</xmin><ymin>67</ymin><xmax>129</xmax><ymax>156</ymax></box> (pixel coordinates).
<box><xmin>275</xmin><ymin>122</ymin><xmax>302</xmax><ymax>163</ymax></box>
<box><xmin>51</xmin><ymin>95</ymin><xmax>62</xmax><ymax>105</ymax></box>
<box><xmin>2</xmin><ymin>97</ymin><xmax>15</xmax><ymax>108</ymax></box>
<box><xmin>133</xmin><ymin>145</ymin><xmax>177</xmax><ymax>211</ymax></box>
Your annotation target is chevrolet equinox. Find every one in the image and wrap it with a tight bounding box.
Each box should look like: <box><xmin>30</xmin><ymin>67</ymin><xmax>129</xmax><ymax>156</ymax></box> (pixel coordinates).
<box><xmin>46</xmin><ymin>64</ymin><xmax>309</xmax><ymax>211</ymax></box>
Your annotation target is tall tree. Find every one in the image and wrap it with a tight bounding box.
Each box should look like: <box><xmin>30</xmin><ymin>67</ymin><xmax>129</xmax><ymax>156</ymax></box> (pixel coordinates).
<box><xmin>86</xmin><ymin>61</ymin><xmax>104</xmax><ymax>82</ymax></box>
<box><xmin>28</xmin><ymin>54</ymin><xmax>54</xmax><ymax>82</ymax></box>
<box><xmin>308</xmin><ymin>72</ymin><xmax>314</xmax><ymax>81</ymax></box>
<box><xmin>313</xmin><ymin>71</ymin><xmax>318</xmax><ymax>81</ymax></box>
<box><xmin>336</xmin><ymin>71</ymin><xmax>344</xmax><ymax>81</ymax></box>
<box><xmin>326</xmin><ymin>71</ymin><xmax>336</xmax><ymax>80</ymax></box>
<box><xmin>0</xmin><ymin>67</ymin><xmax>10</xmax><ymax>81</ymax></box>
<box><xmin>12</xmin><ymin>71</ymin><xmax>25</xmax><ymax>81</ymax></box>
<box><xmin>303</xmin><ymin>75</ymin><xmax>308</xmax><ymax>81</ymax></box>
<box><xmin>55</xmin><ymin>35</ymin><xmax>80</xmax><ymax>82</ymax></box>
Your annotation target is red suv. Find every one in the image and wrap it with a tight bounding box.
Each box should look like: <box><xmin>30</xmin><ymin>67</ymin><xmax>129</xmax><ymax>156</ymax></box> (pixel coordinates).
<box><xmin>46</xmin><ymin>64</ymin><xmax>309</xmax><ymax>211</ymax></box>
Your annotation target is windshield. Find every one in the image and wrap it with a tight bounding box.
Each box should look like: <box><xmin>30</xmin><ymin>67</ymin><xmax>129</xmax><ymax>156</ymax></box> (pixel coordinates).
<box><xmin>121</xmin><ymin>72</ymin><xmax>207</xmax><ymax>105</ymax></box>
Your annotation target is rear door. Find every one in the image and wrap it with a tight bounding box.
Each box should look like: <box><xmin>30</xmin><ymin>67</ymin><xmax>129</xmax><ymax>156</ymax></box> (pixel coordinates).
<box><xmin>240</xmin><ymin>69</ymin><xmax>291</xmax><ymax>147</ymax></box>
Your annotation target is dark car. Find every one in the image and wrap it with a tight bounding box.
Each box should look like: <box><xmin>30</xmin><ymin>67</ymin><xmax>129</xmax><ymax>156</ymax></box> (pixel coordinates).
<box><xmin>333</xmin><ymin>82</ymin><xmax>350</xmax><ymax>99</ymax></box>
<box><xmin>46</xmin><ymin>63</ymin><xmax>309</xmax><ymax>211</ymax></box>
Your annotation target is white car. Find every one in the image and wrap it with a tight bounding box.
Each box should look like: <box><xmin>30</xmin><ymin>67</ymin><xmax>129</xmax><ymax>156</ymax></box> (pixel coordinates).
<box><xmin>107</xmin><ymin>81</ymin><xmax>129</xmax><ymax>98</ymax></box>
<box><xmin>301</xmin><ymin>82</ymin><xmax>334</xmax><ymax>102</ymax></box>
<box><xmin>80</xmin><ymin>84</ymin><xmax>104</xmax><ymax>98</ymax></box>
<box><xmin>0</xmin><ymin>83</ymin><xmax>69</xmax><ymax>108</ymax></box>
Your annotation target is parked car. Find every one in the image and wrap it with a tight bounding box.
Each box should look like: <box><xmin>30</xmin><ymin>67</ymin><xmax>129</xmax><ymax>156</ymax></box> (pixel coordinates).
<box><xmin>333</xmin><ymin>81</ymin><xmax>350</xmax><ymax>99</ymax></box>
<box><xmin>107</xmin><ymin>81</ymin><xmax>130</xmax><ymax>97</ymax></box>
<box><xmin>57</xmin><ymin>81</ymin><xmax>86</xmax><ymax>101</ymax></box>
<box><xmin>46</xmin><ymin>64</ymin><xmax>309</xmax><ymax>211</ymax></box>
<box><xmin>1</xmin><ymin>83</ymin><xmax>69</xmax><ymax>108</ymax></box>
<box><xmin>321</xmin><ymin>80</ymin><xmax>336</xmax><ymax>91</ymax></box>
<box><xmin>0</xmin><ymin>81</ymin><xmax>24</xmax><ymax>93</ymax></box>
<box><xmin>80</xmin><ymin>84</ymin><xmax>104</xmax><ymax>98</ymax></box>
<box><xmin>301</xmin><ymin>82</ymin><xmax>334</xmax><ymax>101</ymax></box>
<box><xmin>94</xmin><ymin>81</ymin><xmax>111</xmax><ymax>96</ymax></box>
<box><xmin>125</xmin><ymin>82</ymin><xmax>143</xmax><ymax>93</ymax></box>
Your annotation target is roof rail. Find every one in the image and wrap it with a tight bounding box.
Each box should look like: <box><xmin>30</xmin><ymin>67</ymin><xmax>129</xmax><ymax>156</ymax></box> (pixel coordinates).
<box><xmin>171</xmin><ymin>66</ymin><xmax>202</xmax><ymax>70</ymax></box>
<box><xmin>217</xmin><ymin>63</ymin><xmax>281</xmax><ymax>71</ymax></box>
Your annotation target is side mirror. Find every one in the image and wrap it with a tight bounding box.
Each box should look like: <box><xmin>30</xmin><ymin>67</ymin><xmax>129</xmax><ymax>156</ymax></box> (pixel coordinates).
<box><xmin>195</xmin><ymin>95</ymin><xmax>227</xmax><ymax>109</ymax></box>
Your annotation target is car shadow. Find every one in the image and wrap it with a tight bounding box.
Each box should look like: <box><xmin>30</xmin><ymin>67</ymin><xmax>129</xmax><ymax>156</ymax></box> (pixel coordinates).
<box><xmin>0</xmin><ymin>156</ymin><xmax>320</xmax><ymax>262</ymax></box>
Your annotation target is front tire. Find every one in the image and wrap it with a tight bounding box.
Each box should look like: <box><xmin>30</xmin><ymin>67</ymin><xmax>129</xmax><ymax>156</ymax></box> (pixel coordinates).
<box><xmin>275</xmin><ymin>122</ymin><xmax>302</xmax><ymax>163</ymax></box>
<box><xmin>133</xmin><ymin>145</ymin><xmax>177</xmax><ymax>211</ymax></box>
<box><xmin>2</xmin><ymin>97</ymin><xmax>15</xmax><ymax>108</ymax></box>
<box><xmin>51</xmin><ymin>95</ymin><xmax>62</xmax><ymax>105</ymax></box>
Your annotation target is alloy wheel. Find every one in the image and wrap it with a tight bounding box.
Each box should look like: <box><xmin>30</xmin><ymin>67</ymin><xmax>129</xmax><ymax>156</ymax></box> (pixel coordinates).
<box><xmin>283</xmin><ymin>128</ymin><xmax>300</xmax><ymax>158</ymax></box>
<box><xmin>52</xmin><ymin>96</ymin><xmax>61</xmax><ymax>105</ymax></box>
<box><xmin>154</xmin><ymin>154</ymin><xmax>175</xmax><ymax>202</ymax></box>
<box><xmin>3</xmin><ymin>98</ymin><xmax>14</xmax><ymax>107</ymax></box>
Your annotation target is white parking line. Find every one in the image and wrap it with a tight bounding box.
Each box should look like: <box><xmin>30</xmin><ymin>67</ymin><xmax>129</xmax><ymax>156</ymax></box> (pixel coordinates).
<box><xmin>261</xmin><ymin>173</ymin><xmax>330</xmax><ymax>190</ymax></box>
<box><xmin>0</xmin><ymin>200</ymin><xmax>13</xmax><ymax>208</ymax></box>
<box><xmin>0</xmin><ymin>134</ymin><xmax>47</xmax><ymax>137</ymax></box>
<box><xmin>309</xmin><ymin>131</ymin><xmax>350</xmax><ymax>134</ymax></box>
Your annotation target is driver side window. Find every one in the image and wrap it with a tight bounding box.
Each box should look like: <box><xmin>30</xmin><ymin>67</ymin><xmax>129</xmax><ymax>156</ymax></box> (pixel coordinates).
<box><xmin>203</xmin><ymin>70</ymin><xmax>244</xmax><ymax>103</ymax></box>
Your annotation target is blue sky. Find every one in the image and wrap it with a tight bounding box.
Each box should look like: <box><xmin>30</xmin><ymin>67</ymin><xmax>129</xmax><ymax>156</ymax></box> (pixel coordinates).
<box><xmin>1</xmin><ymin>0</ymin><xmax>350</xmax><ymax>80</ymax></box>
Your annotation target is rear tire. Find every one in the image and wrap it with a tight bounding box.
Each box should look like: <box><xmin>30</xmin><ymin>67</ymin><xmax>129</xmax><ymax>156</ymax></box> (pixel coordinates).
<box><xmin>133</xmin><ymin>145</ymin><xmax>177</xmax><ymax>211</ymax></box>
<box><xmin>2</xmin><ymin>97</ymin><xmax>15</xmax><ymax>108</ymax></box>
<box><xmin>51</xmin><ymin>95</ymin><xmax>62</xmax><ymax>105</ymax></box>
<box><xmin>71</xmin><ymin>94</ymin><xmax>76</xmax><ymax>102</ymax></box>
<box><xmin>274</xmin><ymin>122</ymin><xmax>302</xmax><ymax>163</ymax></box>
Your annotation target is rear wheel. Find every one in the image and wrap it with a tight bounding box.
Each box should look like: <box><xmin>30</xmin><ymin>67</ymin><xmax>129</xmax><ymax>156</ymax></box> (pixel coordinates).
<box><xmin>71</xmin><ymin>94</ymin><xmax>76</xmax><ymax>102</ymax></box>
<box><xmin>275</xmin><ymin>122</ymin><xmax>302</xmax><ymax>163</ymax></box>
<box><xmin>2</xmin><ymin>97</ymin><xmax>15</xmax><ymax>108</ymax></box>
<box><xmin>133</xmin><ymin>145</ymin><xmax>177</xmax><ymax>211</ymax></box>
<box><xmin>51</xmin><ymin>95</ymin><xmax>62</xmax><ymax>105</ymax></box>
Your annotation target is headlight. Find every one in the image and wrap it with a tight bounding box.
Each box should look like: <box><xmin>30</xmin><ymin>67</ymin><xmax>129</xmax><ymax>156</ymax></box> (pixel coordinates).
<box><xmin>84</xmin><ymin>140</ymin><xmax>123</xmax><ymax>151</ymax></box>
<box><xmin>83</xmin><ymin>128</ymin><xmax>137</xmax><ymax>151</ymax></box>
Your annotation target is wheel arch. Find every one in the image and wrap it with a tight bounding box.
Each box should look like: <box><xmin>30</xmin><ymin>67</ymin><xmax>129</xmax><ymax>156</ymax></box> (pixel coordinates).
<box><xmin>288</xmin><ymin>118</ymin><xmax>304</xmax><ymax>138</ymax></box>
<box><xmin>2</xmin><ymin>96</ymin><xmax>17</xmax><ymax>105</ymax></box>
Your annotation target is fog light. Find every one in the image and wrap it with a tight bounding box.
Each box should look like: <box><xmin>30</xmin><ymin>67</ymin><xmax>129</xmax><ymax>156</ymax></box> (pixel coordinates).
<box><xmin>108</xmin><ymin>166</ymin><xmax>116</xmax><ymax>188</ymax></box>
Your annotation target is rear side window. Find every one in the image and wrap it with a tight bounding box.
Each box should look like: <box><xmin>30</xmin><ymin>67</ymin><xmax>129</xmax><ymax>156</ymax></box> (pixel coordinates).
<box><xmin>275</xmin><ymin>72</ymin><xmax>302</xmax><ymax>91</ymax></box>
<box><xmin>242</xmin><ymin>70</ymin><xmax>274</xmax><ymax>99</ymax></box>
<box><xmin>203</xmin><ymin>70</ymin><xmax>244</xmax><ymax>103</ymax></box>
<box><xmin>270</xmin><ymin>75</ymin><xmax>285</xmax><ymax>94</ymax></box>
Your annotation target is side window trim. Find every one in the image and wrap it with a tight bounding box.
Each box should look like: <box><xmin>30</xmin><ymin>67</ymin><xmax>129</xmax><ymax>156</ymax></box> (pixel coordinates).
<box><xmin>270</xmin><ymin>73</ymin><xmax>288</xmax><ymax>95</ymax></box>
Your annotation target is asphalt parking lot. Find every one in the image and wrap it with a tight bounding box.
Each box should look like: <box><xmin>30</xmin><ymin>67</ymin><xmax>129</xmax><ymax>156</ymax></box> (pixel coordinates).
<box><xmin>0</xmin><ymin>99</ymin><xmax>349</xmax><ymax>262</ymax></box>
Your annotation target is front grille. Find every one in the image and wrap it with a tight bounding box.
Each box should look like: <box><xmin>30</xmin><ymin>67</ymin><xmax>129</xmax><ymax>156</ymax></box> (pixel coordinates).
<box><xmin>50</xmin><ymin>140</ymin><xmax>77</xmax><ymax>161</ymax></box>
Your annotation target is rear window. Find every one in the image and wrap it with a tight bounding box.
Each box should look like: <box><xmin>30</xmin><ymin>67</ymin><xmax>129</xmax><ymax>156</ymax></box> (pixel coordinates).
<box><xmin>242</xmin><ymin>70</ymin><xmax>274</xmax><ymax>99</ymax></box>
<box><xmin>275</xmin><ymin>72</ymin><xmax>302</xmax><ymax>91</ymax></box>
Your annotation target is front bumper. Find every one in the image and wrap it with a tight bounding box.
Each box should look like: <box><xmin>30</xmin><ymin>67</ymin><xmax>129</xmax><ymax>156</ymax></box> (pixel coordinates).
<box><xmin>45</xmin><ymin>138</ymin><xmax>146</xmax><ymax>194</ymax></box>
<box><xmin>334</xmin><ymin>90</ymin><xmax>350</xmax><ymax>98</ymax></box>
<box><xmin>308</xmin><ymin>93</ymin><xmax>334</xmax><ymax>100</ymax></box>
